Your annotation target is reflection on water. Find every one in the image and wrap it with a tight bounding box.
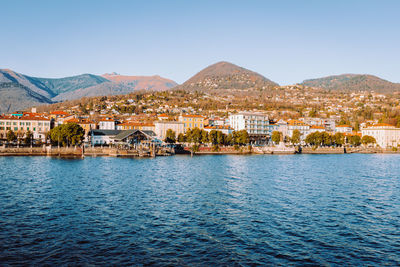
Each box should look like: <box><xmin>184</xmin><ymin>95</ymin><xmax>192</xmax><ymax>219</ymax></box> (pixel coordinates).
<box><xmin>0</xmin><ymin>154</ymin><xmax>399</xmax><ymax>265</ymax></box>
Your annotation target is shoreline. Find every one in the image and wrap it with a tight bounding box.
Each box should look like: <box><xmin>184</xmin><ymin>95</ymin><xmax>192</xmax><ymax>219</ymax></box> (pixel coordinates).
<box><xmin>0</xmin><ymin>146</ymin><xmax>399</xmax><ymax>158</ymax></box>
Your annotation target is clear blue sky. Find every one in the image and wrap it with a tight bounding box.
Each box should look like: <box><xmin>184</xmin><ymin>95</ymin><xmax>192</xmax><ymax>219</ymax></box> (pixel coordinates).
<box><xmin>1</xmin><ymin>0</ymin><xmax>399</xmax><ymax>85</ymax></box>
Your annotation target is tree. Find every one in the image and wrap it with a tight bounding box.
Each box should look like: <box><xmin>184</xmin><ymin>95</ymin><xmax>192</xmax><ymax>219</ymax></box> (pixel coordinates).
<box><xmin>235</xmin><ymin>130</ymin><xmax>249</xmax><ymax>145</ymax></box>
<box><xmin>49</xmin><ymin>123</ymin><xmax>85</xmax><ymax>147</ymax></box>
<box><xmin>24</xmin><ymin>131</ymin><xmax>33</xmax><ymax>145</ymax></box>
<box><xmin>271</xmin><ymin>131</ymin><xmax>282</xmax><ymax>144</ymax></box>
<box><xmin>333</xmin><ymin>132</ymin><xmax>345</xmax><ymax>146</ymax></box>
<box><xmin>361</xmin><ymin>135</ymin><xmax>376</xmax><ymax>145</ymax></box>
<box><xmin>164</xmin><ymin>129</ymin><xmax>176</xmax><ymax>143</ymax></box>
<box><xmin>209</xmin><ymin>130</ymin><xmax>218</xmax><ymax>145</ymax></box>
<box><xmin>349</xmin><ymin>135</ymin><xmax>361</xmax><ymax>146</ymax></box>
<box><xmin>201</xmin><ymin>130</ymin><xmax>209</xmax><ymax>144</ymax></box>
<box><xmin>225</xmin><ymin>133</ymin><xmax>233</xmax><ymax>146</ymax></box>
<box><xmin>177</xmin><ymin>133</ymin><xmax>186</xmax><ymax>143</ymax></box>
<box><xmin>321</xmin><ymin>131</ymin><xmax>332</xmax><ymax>146</ymax></box>
<box><xmin>291</xmin><ymin>129</ymin><xmax>301</xmax><ymax>145</ymax></box>
<box><xmin>6</xmin><ymin>130</ymin><xmax>17</xmax><ymax>143</ymax></box>
<box><xmin>216</xmin><ymin>131</ymin><xmax>225</xmax><ymax>145</ymax></box>
<box><xmin>305</xmin><ymin>132</ymin><xmax>318</xmax><ymax>146</ymax></box>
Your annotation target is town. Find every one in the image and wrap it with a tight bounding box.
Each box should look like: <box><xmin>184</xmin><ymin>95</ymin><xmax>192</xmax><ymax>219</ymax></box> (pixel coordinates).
<box><xmin>1</xmin><ymin>86</ymin><xmax>400</xmax><ymax>155</ymax></box>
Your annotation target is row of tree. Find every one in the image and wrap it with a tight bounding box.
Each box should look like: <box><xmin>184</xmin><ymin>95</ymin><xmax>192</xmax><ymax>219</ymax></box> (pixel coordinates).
<box><xmin>3</xmin><ymin>130</ymin><xmax>33</xmax><ymax>144</ymax></box>
<box><xmin>165</xmin><ymin>128</ymin><xmax>250</xmax><ymax>146</ymax></box>
<box><xmin>304</xmin><ymin>131</ymin><xmax>376</xmax><ymax>147</ymax></box>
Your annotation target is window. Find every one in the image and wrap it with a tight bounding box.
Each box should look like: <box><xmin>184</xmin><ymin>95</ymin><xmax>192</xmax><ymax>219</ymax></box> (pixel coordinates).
<box><xmin>13</xmin><ymin>122</ymin><xmax>17</xmax><ymax>125</ymax></box>
<box><xmin>14</xmin><ymin>127</ymin><xmax>18</xmax><ymax>131</ymax></box>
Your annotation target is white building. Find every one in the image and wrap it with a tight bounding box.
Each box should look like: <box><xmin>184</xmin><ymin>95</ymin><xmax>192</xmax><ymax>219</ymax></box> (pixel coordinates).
<box><xmin>287</xmin><ymin>119</ymin><xmax>310</xmax><ymax>140</ymax></box>
<box><xmin>335</xmin><ymin>125</ymin><xmax>353</xmax><ymax>134</ymax></box>
<box><xmin>361</xmin><ymin>124</ymin><xmax>400</xmax><ymax>148</ymax></box>
<box><xmin>154</xmin><ymin>121</ymin><xmax>184</xmax><ymax>140</ymax></box>
<box><xmin>99</xmin><ymin>118</ymin><xmax>116</xmax><ymax>130</ymax></box>
<box><xmin>229</xmin><ymin>112</ymin><xmax>269</xmax><ymax>134</ymax></box>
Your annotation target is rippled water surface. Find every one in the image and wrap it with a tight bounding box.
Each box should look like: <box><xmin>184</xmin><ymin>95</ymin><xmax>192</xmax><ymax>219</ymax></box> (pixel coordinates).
<box><xmin>0</xmin><ymin>154</ymin><xmax>400</xmax><ymax>265</ymax></box>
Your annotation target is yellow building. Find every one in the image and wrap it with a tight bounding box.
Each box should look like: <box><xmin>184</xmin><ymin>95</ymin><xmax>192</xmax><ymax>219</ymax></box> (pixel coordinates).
<box><xmin>178</xmin><ymin>115</ymin><xmax>205</xmax><ymax>132</ymax></box>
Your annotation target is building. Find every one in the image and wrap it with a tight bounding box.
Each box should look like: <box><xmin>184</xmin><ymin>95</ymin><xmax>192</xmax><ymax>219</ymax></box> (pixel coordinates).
<box><xmin>301</xmin><ymin>118</ymin><xmax>335</xmax><ymax>132</ymax></box>
<box><xmin>335</xmin><ymin>125</ymin><xmax>353</xmax><ymax>134</ymax></box>
<box><xmin>228</xmin><ymin>112</ymin><xmax>269</xmax><ymax>134</ymax></box>
<box><xmin>178</xmin><ymin>114</ymin><xmax>205</xmax><ymax>132</ymax></box>
<box><xmin>116</xmin><ymin>122</ymin><xmax>155</xmax><ymax>132</ymax></box>
<box><xmin>361</xmin><ymin>123</ymin><xmax>400</xmax><ymax>148</ymax></box>
<box><xmin>309</xmin><ymin>125</ymin><xmax>326</xmax><ymax>133</ymax></box>
<box><xmin>157</xmin><ymin>114</ymin><xmax>170</xmax><ymax>121</ymax></box>
<box><xmin>204</xmin><ymin>125</ymin><xmax>233</xmax><ymax>135</ymax></box>
<box><xmin>89</xmin><ymin>129</ymin><xmax>157</xmax><ymax>146</ymax></box>
<box><xmin>154</xmin><ymin>121</ymin><xmax>184</xmax><ymax>140</ymax></box>
<box><xmin>287</xmin><ymin>119</ymin><xmax>310</xmax><ymax>140</ymax></box>
<box><xmin>99</xmin><ymin>118</ymin><xmax>116</xmax><ymax>130</ymax></box>
<box><xmin>0</xmin><ymin>114</ymin><xmax>51</xmax><ymax>141</ymax></box>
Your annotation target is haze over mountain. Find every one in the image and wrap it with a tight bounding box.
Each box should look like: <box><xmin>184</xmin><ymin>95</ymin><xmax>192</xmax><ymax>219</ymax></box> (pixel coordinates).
<box><xmin>301</xmin><ymin>74</ymin><xmax>400</xmax><ymax>93</ymax></box>
<box><xmin>175</xmin><ymin>61</ymin><xmax>278</xmax><ymax>91</ymax></box>
<box><xmin>0</xmin><ymin>69</ymin><xmax>177</xmax><ymax>112</ymax></box>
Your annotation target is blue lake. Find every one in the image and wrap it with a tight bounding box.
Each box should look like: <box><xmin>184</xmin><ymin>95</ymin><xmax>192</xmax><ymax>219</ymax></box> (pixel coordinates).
<box><xmin>0</xmin><ymin>154</ymin><xmax>399</xmax><ymax>265</ymax></box>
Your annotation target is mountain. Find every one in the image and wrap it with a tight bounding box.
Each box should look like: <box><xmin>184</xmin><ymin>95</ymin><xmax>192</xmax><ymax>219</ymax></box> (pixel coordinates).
<box><xmin>0</xmin><ymin>83</ymin><xmax>52</xmax><ymax>113</ymax></box>
<box><xmin>102</xmin><ymin>73</ymin><xmax>177</xmax><ymax>91</ymax></box>
<box><xmin>32</xmin><ymin>74</ymin><xmax>109</xmax><ymax>95</ymax></box>
<box><xmin>53</xmin><ymin>74</ymin><xmax>178</xmax><ymax>101</ymax></box>
<box><xmin>175</xmin><ymin>61</ymin><xmax>278</xmax><ymax>91</ymax></box>
<box><xmin>0</xmin><ymin>69</ymin><xmax>178</xmax><ymax>111</ymax></box>
<box><xmin>0</xmin><ymin>69</ymin><xmax>55</xmax><ymax>99</ymax></box>
<box><xmin>301</xmin><ymin>74</ymin><xmax>400</xmax><ymax>93</ymax></box>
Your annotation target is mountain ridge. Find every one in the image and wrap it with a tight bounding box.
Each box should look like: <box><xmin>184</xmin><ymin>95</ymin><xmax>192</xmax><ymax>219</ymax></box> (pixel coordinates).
<box><xmin>0</xmin><ymin>69</ymin><xmax>178</xmax><ymax>112</ymax></box>
<box><xmin>301</xmin><ymin>74</ymin><xmax>400</xmax><ymax>93</ymax></box>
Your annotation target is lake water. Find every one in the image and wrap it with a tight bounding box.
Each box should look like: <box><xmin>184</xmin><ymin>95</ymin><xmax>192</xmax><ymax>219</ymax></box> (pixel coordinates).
<box><xmin>0</xmin><ymin>154</ymin><xmax>399</xmax><ymax>265</ymax></box>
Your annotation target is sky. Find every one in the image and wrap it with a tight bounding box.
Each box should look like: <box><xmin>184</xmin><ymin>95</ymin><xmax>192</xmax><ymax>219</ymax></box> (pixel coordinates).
<box><xmin>1</xmin><ymin>0</ymin><xmax>400</xmax><ymax>85</ymax></box>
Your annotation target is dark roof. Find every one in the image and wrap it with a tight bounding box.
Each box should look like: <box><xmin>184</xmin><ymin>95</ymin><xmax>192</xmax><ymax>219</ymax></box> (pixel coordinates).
<box><xmin>114</xmin><ymin>130</ymin><xmax>157</xmax><ymax>141</ymax></box>
<box><xmin>89</xmin><ymin>129</ymin><xmax>157</xmax><ymax>141</ymax></box>
<box><xmin>90</xmin><ymin>129</ymin><xmax>121</xmax><ymax>136</ymax></box>
<box><xmin>114</xmin><ymin>130</ymin><xmax>138</xmax><ymax>140</ymax></box>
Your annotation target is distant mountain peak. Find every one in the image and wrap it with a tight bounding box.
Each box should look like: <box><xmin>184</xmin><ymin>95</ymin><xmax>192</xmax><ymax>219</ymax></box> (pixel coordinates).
<box><xmin>103</xmin><ymin>72</ymin><xmax>120</xmax><ymax>76</ymax></box>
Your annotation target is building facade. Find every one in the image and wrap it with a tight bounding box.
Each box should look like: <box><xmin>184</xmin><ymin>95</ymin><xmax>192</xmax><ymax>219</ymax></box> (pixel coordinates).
<box><xmin>287</xmin><ymin>119</ymin><xmax>310</xmax><ymax>140</ymax></box>
<box><xmin>178</xmin><ymin>115</ymin><xmax>205</xmax><ymax>132</ymax></box>
<box><xmin>228</xmin><ymin>112</ymin><xmax>269</xmax><ymax>134</ymax></box>
<box><xmin>361</xmin><ymin>124</ymin><xmax>400</xmax><ymax>148</ymax></box>
<box><xmin>335</xmin><ymin>125</ymin><xmax>353</xmax><ymax>134</ymax></box>
<box><xmin>154</xmin><ymin>121</ymin><xmax>185</xmax><ymax>140</ymax></box>
<box><xmin>0</xmin><ymin>114</ymin><xmax>51</xmax><ymax>141</ymax></box>
<box><xmin>99</xmin><ymin>118</ymin><xmax>116</xmax><ymax>130</ymax></box>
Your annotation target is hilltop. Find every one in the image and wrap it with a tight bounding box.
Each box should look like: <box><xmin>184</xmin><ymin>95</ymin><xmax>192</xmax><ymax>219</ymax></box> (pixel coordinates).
<box><xmin>175</xmin><ymin>61</ymin><xmax>278</xmax><ymax>91</ymax></box>
<box><xmin>301</xmin><ymin>74</ymin><xmax>400</xmax><ymax>93</ymax></box>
